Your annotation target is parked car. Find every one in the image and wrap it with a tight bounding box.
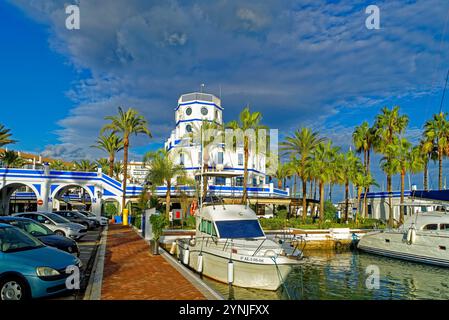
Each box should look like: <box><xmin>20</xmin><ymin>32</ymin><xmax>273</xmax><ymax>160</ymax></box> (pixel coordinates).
<box><xmin>54</xmin><ymin>211</ymin><xmax>96</xmax><ymax>230</ymax></box>
<box><xmin>0</xmin><ymin>223</ymin><xmax>82</xmax><ymax>300</ymax></box>
<box><xmin>13</xmin><ymin>212</ymin><xmax>87</xmax><ymax>240</ymax></box>
<box><xmin>0</xmin><ymin>217</ymin><xmax>79</xmax><ymax>257</ymax></box>
<box><xmin>77</xmin><ymin>210</ymin><xmax>108</xmax><ymax>226</ymax></box>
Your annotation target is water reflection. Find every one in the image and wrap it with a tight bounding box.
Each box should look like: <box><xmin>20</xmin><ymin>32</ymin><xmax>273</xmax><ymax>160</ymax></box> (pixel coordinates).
<box><xmin>203</xmin><ymin>250</ymin><xmax>449</xmax><ymax>300</ymax></box>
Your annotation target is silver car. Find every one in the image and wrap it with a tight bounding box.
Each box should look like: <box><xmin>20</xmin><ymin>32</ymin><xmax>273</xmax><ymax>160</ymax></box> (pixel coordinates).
<box><xmin>13</xmin><ymin>212</ymin><xmax>87</xmax><ymax>240</ymax></box>
<box><xmin>78</xmin><ymin>210</ymin><xmax>108</xmax><ymax>226</ymax></box>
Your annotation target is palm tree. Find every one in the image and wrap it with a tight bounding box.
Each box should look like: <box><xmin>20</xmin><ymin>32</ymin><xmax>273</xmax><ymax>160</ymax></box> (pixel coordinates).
<box><xmin>271</xmin><ymin>162</ymin><xmax>293</xmax><ymax>189</ymax></box>
<box><xmin>396</xmin><ymin>138</ymin><xmax>412</xmax><ymax>224</ymax></box>
<box><xmin>281</xmin><ymin>128</ymin><xmax>325</xmax><ymax>221</ymax></box>
<box><xmin>374</xmin><ymin>106</ymin><xmax>409</xmax><ymax>227</ymax></box>
<box><xmin>113</xmin><ymin>162</ymin><xmax>124</xmax><ymax>181</ymax></box>
<box><xmin>74</xmin><ymin>160</ymin><xmax>97</xmax><ymax>172</ymax></box>
<box><xmin>92</xmin><ymin>133</ymin><xmax>124</xmax><ymax>177</ymax></box>
<box><xmin>309</xmin><ymin>142</ymin><xmax>338</xmax><ymax>222</ymax></box>
<box><xmin>184</xmin><ymin>120</ymin><xmax>224</xmax><ymax>201</ymax></box>
<box><xmin>341</xmin><ymin>151</ymin><xmax>363</xmax><ymax>221</ymax></box>
<box><xmin>96</xmin><ymin>158</ymin><xmax>110</xmax><ymax>173</ymax></box>
<box><xmin>418</xmin><ymin>136</ymin><xmax>436</xmax><ymax>191</ymax></box>
<box><xmin>102</xmin><ymin>107</ymin><xmax>152</xmax><ymax>214</ymax></box>
<box><xmin>327</xmin><ymin>152</ymin><xmax>344</xmax><ymax>203</ymax></box>
<box><xmin>353</xmin><ymin>171</ymin><xmax>378</xmax><ymax>221</ymax></box>
<box><xmin>0</xmin><ymin>150</ymin><xmax>25</xmax><ymax>168</ymax></box>
<box><xmin>423</xmin><ymin>112</ymin><xmax>449</xmax><ymax>190</ymax></box>
<box><xmin>144</xmin><ymin>149</ymin><xmax>185</xmax><ymax>219</ymax></box>
<box><xmin>353</xmin><ymin>121</ymin><xmax>375</xmax><ymax>174</ymax></box>
<box><xmin>50</xmin><ymin>160</ymin><xmax>69</xmax><ymax>170</ymax></box>
<box><xmin>226</xmin><ymin>106</ymin><xmax>265</xmax><ymax>203</ymax></box>
<box><xmin>0</xmin><ymin>124</ymin><xmax>16</xmax><ymax>148</ymax></box>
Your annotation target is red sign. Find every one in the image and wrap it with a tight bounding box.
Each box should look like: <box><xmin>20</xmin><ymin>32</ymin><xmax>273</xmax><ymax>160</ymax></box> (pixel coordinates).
<box><xmin>37</xmin><ymin>199</ymin><xmax>44</xmax><ymax>206</ymax></box>
<box><xmin>174</xmin><ymin>210</ymin><xmax>181</xmax><ymax>220</ymax></box>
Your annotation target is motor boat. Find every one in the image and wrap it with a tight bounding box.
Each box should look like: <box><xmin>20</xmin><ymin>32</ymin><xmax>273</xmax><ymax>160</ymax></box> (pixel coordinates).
<box><xmin>176</xmin><ymin>172</ymin><xmax>302</xmax><ymax>291</ymax></box>
<box><xmin>358</xmin><ymin>204</ymin><xmax>449</xmax><ymax>267</ymax></box>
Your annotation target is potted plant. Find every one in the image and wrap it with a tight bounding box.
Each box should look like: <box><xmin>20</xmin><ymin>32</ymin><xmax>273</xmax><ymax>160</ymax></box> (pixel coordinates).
<box><xmin>150</xmin><ymin>214</ymin><xmax>168</xmax><ymax>255</ymax></box>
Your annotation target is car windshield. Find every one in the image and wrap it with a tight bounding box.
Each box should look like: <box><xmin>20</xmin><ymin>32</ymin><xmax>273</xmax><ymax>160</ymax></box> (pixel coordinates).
<box><xmin>73</xmin><ymin>212</ymin><xmax>87</xmax><ymax>219</ymax></box>
<box><xmin>215</xmin><ymin>220</ymin><xmax>265</xmax><ymax>239</ymax></box>
<box><xmin>46</xmin><ymin>213</ymin><xmax>70</xmax><ymax>224</ymax></box>
<box><xmin>0</xmin><ymin>226</ymin><xmax>44</xmax><ymax>253</ymax></box>
<box><xmin>79</xmin><ymin>211</ymin><xmax>95</xmax><ymax>217</ymax></box>
<box><xmin>8</xmin><ymin>220</ymin><xmax>54</xmax><ymax>237</ymax></box>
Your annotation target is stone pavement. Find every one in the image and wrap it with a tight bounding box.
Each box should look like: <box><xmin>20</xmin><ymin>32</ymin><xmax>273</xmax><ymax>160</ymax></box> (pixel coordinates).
<box><xmin>101</xmin><ymin>224</ymin><xmax>206</xmax><ymax>300</ymax></box>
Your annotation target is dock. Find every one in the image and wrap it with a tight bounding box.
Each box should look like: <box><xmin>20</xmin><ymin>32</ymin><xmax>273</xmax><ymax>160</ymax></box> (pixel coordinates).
<box><xmin>98</xmin><ymin>225</ymin><xmax>217</xmax><ymax>300</ymax></box>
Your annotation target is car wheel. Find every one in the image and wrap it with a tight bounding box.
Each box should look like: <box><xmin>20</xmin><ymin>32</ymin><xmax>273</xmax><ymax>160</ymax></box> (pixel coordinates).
<box><xmin>55</xmin><ymin>230</ymin><xmax>66</xmax><ymax>237</ymax></box>
<box><xmin>0</xmin><ymin>277</ymin><xmax>30</xmax><ymax>301</ymax></box>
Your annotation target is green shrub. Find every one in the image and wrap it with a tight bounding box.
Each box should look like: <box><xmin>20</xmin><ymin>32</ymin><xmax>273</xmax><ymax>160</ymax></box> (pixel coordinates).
<box><xmin>324</xmin><ymin>200</ymin><xmax>337</xmax><ymax>222</ymax></box>
<box><xmin>184</xmin><ymin>215</ymin><xmax>196</xmax><ymax>229</ymax></box>
<box><xmin>133</xmin><ymin>215</ymin><xmax>142</xmax><ymax>229</ymax></box>
<box><xmin>150</xmin><ymin>214</ymin><xmax>169</xmax><ymax>241</ymax></box>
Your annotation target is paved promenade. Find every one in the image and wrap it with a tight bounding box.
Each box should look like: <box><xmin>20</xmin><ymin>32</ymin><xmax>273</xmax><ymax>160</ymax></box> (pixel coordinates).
<box><xmin>101</xmin><ymin>224</ymin><xmax>206</xmax><ymax>300</ymax></box>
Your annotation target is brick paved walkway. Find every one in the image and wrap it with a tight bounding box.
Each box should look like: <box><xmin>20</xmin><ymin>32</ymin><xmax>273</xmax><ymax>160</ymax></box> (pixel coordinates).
<box><xmin>101</xmin><ymin>224</ymin><xmax>205</xmax><ymax>300</ymax></box>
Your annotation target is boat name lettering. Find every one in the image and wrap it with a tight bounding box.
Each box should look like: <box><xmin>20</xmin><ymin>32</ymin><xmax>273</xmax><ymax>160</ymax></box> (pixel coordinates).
<box><xmin>239</xmin><ymin>256</ymin><xmax>265</xmax><ymax>263</ymax></box>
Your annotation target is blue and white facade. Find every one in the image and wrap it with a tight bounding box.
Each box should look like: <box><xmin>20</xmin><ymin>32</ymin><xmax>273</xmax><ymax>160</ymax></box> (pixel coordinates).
<box><xmin>164</xmin><ymin>92</ymin><xmax>274</xmax><ymax>193</ymax></box>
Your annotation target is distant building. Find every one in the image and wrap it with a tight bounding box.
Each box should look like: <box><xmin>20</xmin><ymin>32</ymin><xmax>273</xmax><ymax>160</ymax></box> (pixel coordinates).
<box><xmin>126</xmin><ymin>161</ymin><xmax>150</xmax><ymax>184</ymax></box>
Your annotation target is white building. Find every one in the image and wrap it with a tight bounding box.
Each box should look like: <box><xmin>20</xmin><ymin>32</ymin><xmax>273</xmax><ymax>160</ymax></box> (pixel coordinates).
<box><xmin>164</xmin><ymin>92</ymin><xmax>268</xmax><ymax>189</ymax></box>
<box><xmin>127</xmin><ymin>161</ymin><xmax>150</xmax><ymax>185</ymax></box>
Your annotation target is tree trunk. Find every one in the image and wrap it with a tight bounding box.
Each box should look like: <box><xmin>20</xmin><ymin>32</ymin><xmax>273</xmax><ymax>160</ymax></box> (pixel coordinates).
<box><xmin>329</xmin><ymin>183</ymin><xmax>333</xmax><ymax>202</ymax></box>
<box><xmin>356</xmin><ymin>187</ymin><xmax>362</xmax><ymax>225</ymax></box>
<box><xmin>319</xmin><ymin>181</ymin><xmax>324</xmax><ymax>222</ymax></box>
<box><xmin>400</xmin><ymin>168</ymin><xmax>405</xmax><ymax>225</ymax></box>
<box><xmin>439</xmin><ymin>151</ymin><xmax>443</xmax><ymax>190</ymax></box>
<box><xmin>166</xmin><ymin>180</ymin><xmax>171</xmax><ymax>219</ymax></box>
<box><xmin>366</xmin><ymin>149</ymin><xmax>371</xmax><ymax>196</ymax></box>
<box><xmin>344</xmin><ymin>180</ymin><xmax>349</xmax><ymax>221</ymax></box>
<box><xmin>293</xmin><ymin>175</ymin><xmax>297</xmax><ymax>195</ymax></box>
<box><xmin>242</xmin><ymin>138</ymin><xmax>249</xmax><ymax>203</ymax></box>
<box><xmin>363</xmin><ymin>189</ymin><xmax>368</xmax><ymax>218</ymax></box>
<box><xmin>387</xmin><ymin>174</ymin><xmax>393</xmax><ymax>227</ymax></box>
<box><xmin>122</xmin><ymin>136</ymin><xmax>129</xmax><ymax>215</ymax></box>
<box><xmin>109</xmin><ymin>154</ymin><xmax>114</xmax><ymax>178</ymax></box>
<box><xmin>423</xmin><ymin>160</ymin><xmax>428</xmax><ymax>191</ymax></box>
<box><xmin>302</xmin><ymin>178</ymin><xmax>307</xmax><ymax>221</ymax></box>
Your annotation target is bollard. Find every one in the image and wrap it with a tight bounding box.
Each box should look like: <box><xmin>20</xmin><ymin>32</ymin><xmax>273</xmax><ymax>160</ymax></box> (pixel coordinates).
<box><xmin>228</xmin><ymin>260</ymin><xmax>234</xmax><ymax>284</ymax></box>
<box><xmin>122</xmin><ymin>209</ymin><xmax>129</xmax><ymax>226</ymax></box>
<box><xmin>197</xmin><ymin>254</ymin><xmax>203</xmax><ymax>273</ymax></box>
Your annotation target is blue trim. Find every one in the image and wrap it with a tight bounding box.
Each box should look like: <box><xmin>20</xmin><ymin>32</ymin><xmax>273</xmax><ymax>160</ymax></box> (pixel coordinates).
<box><xmin>175</xmin><ymin>101</ymin><xmax>223</xmax><ymax>111</ymax></box>
<box><xmin>32</xmin><ymin>184</ymin><xmax>41</xmax><ymax>196</ymax></box>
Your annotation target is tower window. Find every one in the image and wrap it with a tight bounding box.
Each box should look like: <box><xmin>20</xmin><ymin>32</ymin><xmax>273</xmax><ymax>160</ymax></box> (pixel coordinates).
<box><xmin>218</xmin><ymin>152</ymin><xmax>224</xmax><ymax>165</ymax></box>
<box><xmin>238</xmin><ymin>153</ymin><xmax>243</xmax><ymax>166</ymax></box>
<box><xmin>186</xmin><ymin>107</ymin><xmax>192</xmax><ymax>116</ymax></box>
<box><xmin>201</xmin><ymin>107</ymin><xmax>208</xmax><ymax>115</ymax></box>
<box><xmin>186</xmin><ymin>124</ymin><xmax>192</xmax><ymax>133</ymax></box>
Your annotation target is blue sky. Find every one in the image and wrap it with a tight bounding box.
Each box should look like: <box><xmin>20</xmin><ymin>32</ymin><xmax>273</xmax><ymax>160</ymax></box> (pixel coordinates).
<box><xmin>2</xmin><ymin>0</ymin><xmax>449</xmax><ymax>197</ymax></box>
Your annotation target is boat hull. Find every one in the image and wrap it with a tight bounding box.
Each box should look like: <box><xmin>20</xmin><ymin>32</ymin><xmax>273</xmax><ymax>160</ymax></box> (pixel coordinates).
<box><xmin>358</xmin><ymin>230</ymin><xmax>449</xmax><ymax>267</ymax></box>
<box><xmin>177</xmin><ymin>244</ymin><xmax>295</xmax><ymax>291</ymax></box>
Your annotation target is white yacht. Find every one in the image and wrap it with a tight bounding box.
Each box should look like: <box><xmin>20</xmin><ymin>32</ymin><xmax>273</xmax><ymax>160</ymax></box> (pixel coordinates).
<box><xmin>176</xmin><ymin>172</ymin><xmax>302</xmax><ymax>291</ymax></box>
<box><xmin>358</xmin><ymin>204</ymin><xmax>449</xmax><ymax>267</ymax></box>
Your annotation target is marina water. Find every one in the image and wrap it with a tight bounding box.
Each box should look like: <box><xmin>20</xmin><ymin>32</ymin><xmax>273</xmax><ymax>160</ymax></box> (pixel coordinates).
<box><xmin>202</xmin><ymin>250</ymin><xmax>449</xmax><ymax>300</ymax></box>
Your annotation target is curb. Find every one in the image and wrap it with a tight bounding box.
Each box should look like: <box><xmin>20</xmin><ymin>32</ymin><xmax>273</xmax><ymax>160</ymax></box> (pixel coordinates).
<box><xmin>83</xmin><ymin>225</ymin><xmax>108</xmax><ymax>300</ymax></box>
<box><xmin>131</xmin><ymin>225</ymin><xmax>224</xmax><ymax>301</ymax></box>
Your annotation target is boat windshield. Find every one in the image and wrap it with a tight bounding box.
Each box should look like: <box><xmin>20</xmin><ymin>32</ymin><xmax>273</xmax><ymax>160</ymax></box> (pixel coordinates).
<box><xmin>215</xmin><ymin>220</ymin><xmax>264</xmax><ymax>239</ymax></box>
